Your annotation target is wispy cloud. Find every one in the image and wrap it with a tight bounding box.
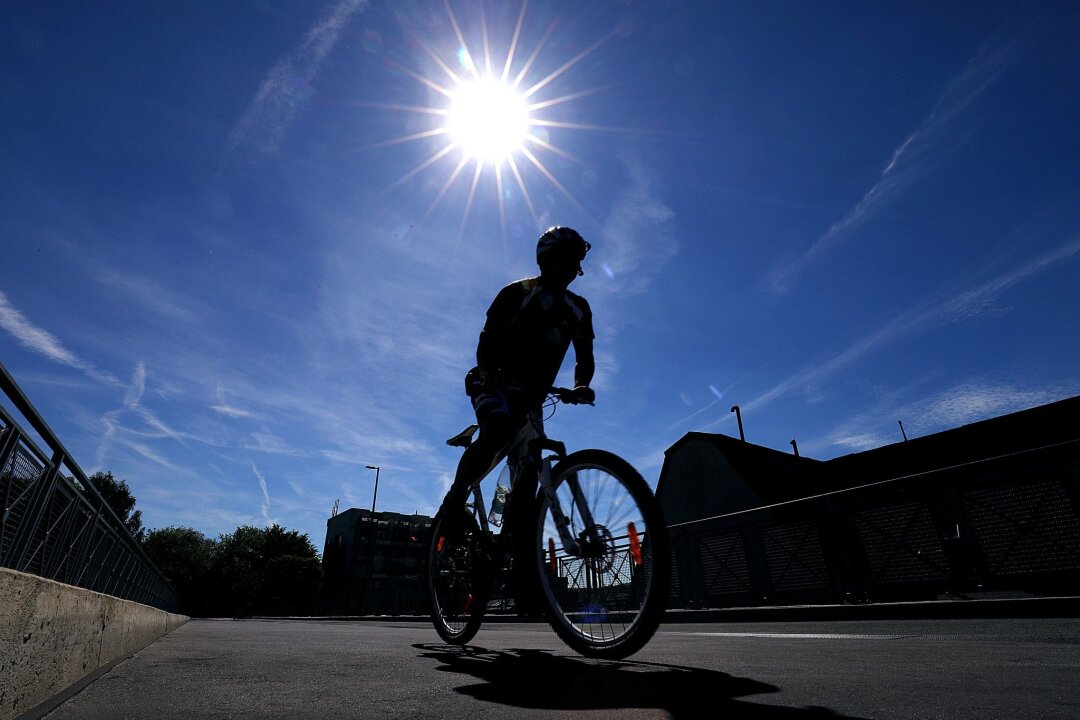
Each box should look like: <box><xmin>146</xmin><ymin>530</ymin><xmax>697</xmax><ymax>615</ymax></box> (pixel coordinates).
<box><xmin>669</xmin><ymin>379</ymin><xmax>743</xmax><ymax>430</ymax></box>
<box><xmin>97</xmin><ymin>271</ymin><xmax>198</xmax><ymax>323</ymax></box>
<box><xmin>245</xmin><ymin>431</ymin><xmax>309</xmax><ymax>457</ymax></box>
<box><xmin>597</xmin><ymin>154</ymin><xmax>678</xmax><ymax>297</ymax></box>
<box><xmin>586</xmin><ymin>153</ymin><xmax>678</xmax><ymax>391</ymax></box>
<box><xmin>828</xmin><ymin>432</ymin><xmax>890</xmax><ymax>453</ymax></box>
<box><xmin>225</xmin><ymin>0</ymin><xmax>368</xmax><ymax>163</ymax></box>
<box><xmin>310</xmin><ymin>221</ymin><xmax>481</xmax><ymax>460</ymax></box>
<box><xmin>771</xmin><ymin>39</ymin><xmax>1020</xmax><ymax>292</ymax></box>
<box><xmin>904</xmin><ymin>381</ymin><xmax>1067</xmax><ymax>434</ymax></box>
<box><xmin>940</xmin><ymin>235</ymin><xmax>1080</xmax><ymax>322</ymax></box>
<box><xmin>95</xmin><ymin>361</ymin><xmax>225</xmax><ymax>472</ymax></box>
<box><xmin>212</xmin><ymin>382</ymin><xmax>259</xmax><ymax>419</ymax></box>
<box><xmin>0</xmin><ymin>290</ymin><xmax>119</xmax><ymax>385</ymax></box>
<box><xmin>212</xmin><ymin>404</ymin><xmax>257</xmax><ymax>419</ymax></box>
<box><xmin>132</xmin><ymin>406</ymin><xmax>189</xmax><ymax>447</ymax></box>
<box><xmin>701</xmin><ymin>234</ymin><xmax>1080</xmax><ymax>432</ymax></box>
<box><xmin>122</xmin><ymin>440</ymin><xmax>191</xmax><ymax>475</ymax></box>
<box><xmin>124</xmin><ymin>361</ymin><xmax>146</xmax><ymax>409</ymax></box>
<box><xmin>117</xmin><ymin>363</ymin><xmax>189</xmax><ymax>446</ymax></box>
<box><xmin>804</xmin><ymin>379</ymin><xmax>1072</xmax><ymax>457</ymax></box>
<box><xmin>251</xmin><ymin>461</ymin><xmax>273</xmax><ymax>526</ymax></box>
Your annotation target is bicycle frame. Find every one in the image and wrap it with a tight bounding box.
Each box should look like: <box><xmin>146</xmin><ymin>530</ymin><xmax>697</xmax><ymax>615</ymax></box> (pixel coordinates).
<box><xmin>435</xmin><ymin>387</ymin><xmax>669</xmax><ymax>658</ymax></box>
<box><xmin>465</xmin><ymin>408</ymin><xmax>587</xmax><ymax>556</ymax></box>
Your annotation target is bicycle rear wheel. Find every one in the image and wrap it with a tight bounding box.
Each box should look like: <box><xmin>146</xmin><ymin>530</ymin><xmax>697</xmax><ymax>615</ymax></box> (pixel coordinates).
<box><xmin>427</xmin><ymin>509</ymin><xmax>491</xmax><ymax>645</ymax></box>
<box><xmin>534</xmin><ymin>449</ymin><xmax>670</xmax><ymax>659</ymax></box>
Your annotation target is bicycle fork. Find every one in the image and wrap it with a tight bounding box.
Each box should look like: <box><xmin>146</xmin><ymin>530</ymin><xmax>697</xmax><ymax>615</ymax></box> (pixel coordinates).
<box><xmin>537</xmin><ymin>454</ymin><xmax>598</xmax><ymax>558</ymax></box>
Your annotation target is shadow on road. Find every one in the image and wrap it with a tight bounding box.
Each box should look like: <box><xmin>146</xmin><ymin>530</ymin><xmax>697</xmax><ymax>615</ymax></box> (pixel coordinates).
<box><xmin>413</xmin><ymin>643</ymin><xmax>868</xmax><ymax>719</ymax></box>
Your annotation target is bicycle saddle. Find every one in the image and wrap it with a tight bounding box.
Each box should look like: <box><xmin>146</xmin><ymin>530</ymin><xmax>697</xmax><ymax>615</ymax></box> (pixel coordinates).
<box><xmin>446</xmin><ymin>424</ymin><xmax>479</xmax><ymax>447</ymax></box>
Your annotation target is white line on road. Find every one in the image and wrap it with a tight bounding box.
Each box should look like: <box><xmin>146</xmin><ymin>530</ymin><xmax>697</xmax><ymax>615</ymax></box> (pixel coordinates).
<box><xmin>663</xmin><ymin>632</ymin><xmax>920</xmax><ymax>640</ymax></box>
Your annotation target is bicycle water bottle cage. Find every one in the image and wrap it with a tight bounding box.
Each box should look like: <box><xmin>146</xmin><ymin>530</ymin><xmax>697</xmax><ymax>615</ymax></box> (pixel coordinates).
<box><xmin>530</xmin><ymin>438</ymin><xmax>567</xmax><ymax>458</ymax></box>
<box><xmin>446</xmin><ymin>424</ymin><xmax>480</xmax><ymax>448</ymax></box>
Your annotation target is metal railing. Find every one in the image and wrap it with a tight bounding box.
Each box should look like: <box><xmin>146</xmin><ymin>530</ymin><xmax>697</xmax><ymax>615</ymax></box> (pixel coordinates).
<box><xmin>0</xmin><ymin>361</ymin><xmax>178</xmax><ymax>612</ymax></box>
<box><xmin>667</xmin><ymin>439</ymin><xmax>1080</xmax><ymax>608</ymax></box>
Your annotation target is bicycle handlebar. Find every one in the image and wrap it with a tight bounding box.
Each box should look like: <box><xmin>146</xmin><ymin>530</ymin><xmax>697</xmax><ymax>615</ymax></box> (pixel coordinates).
<box><xmin>550</xmin><ymin>386</ymin><xmax>595</xmax><ymax>406</ymax></box>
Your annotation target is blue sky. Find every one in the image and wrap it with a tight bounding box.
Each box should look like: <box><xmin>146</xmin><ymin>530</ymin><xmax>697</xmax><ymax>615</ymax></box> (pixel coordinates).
<box><xmin>3</xmin><ymin>1</ymin><xmax>1079</xmax><ymax>550</ymax></box>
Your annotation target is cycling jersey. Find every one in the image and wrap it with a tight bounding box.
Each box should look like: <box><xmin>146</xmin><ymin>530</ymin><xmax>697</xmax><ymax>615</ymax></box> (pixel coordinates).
<box><xmin>476</xmin><ymin>277</ymin><xmax>594</xmax><ymax>403</ymax></box>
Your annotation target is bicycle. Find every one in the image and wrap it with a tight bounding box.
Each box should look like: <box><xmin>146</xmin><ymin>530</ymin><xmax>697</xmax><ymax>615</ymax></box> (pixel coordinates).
<box><xmin>427</xmin><ymin>387</ymin><xmax>670</xmax><ymax>659</ymax></box>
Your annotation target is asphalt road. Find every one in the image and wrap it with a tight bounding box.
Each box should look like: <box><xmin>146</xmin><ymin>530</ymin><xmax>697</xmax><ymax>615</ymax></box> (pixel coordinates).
<box><xmin>42</xmin><ymin>616</ymin><xmax>1080</xmax><ymax>719</ymax></box>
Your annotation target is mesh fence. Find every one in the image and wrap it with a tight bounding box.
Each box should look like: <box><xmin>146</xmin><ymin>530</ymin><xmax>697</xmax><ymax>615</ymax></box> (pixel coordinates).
<box><xmin>1</xmin><ymin>396</ymin><xmax>178</xmax><ymax>612</ymax></box>
<box><xmin>669</xmin><ymin>440</ymin><xmax>1080</xmax><ymax>608</ymax></box>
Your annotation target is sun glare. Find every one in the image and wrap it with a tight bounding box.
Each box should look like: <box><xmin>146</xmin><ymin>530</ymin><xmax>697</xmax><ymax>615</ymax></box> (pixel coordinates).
<box><xmin>448</xmin><ymin>77</ymin><xmax>529</xmax><ymax>164</ymax></box>
<box><xmin>372</xmin><ymin>2</ymin><xmax>618</xmax><ymax>234</ymax></box>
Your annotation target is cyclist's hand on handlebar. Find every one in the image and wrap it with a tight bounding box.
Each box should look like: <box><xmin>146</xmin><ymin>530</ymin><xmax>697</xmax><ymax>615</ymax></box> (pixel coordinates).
<box><xmin>565</xmin><ymin>386</ymin><xmax>595</xmax><ymax>405</ymax></box>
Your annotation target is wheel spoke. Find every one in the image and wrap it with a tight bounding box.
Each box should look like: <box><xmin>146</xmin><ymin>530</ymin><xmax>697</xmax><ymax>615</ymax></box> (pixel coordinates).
<box><xmin>535</xmin><ymin>452</ymin><xmax>668</xmax><ymax>657</ymax></box>
<box><xmin>428</xmin><ymin>513</ymin><xmax>488</xmax><ymax>644</ymax></box>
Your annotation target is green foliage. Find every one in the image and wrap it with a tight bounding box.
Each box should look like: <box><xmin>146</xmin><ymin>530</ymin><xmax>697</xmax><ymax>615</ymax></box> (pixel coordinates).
<box><xmin>143</xmin><ymin>527</ymin><xmax>216</xmax><ymax>616</ymax></box>
<box><xmin>146</xmin><ymin>523</ymin><xmax>323</xmax><ymax>617</ymax></box>
<box><xmin>87</xmin><ymin>471</ymin><xmax>144</xmax><ymax>542</ymax></box>
<box><xmin>87</xmin><ymin>468</ymin><xmax>322</xmax><ymax>617</ymax></box>
<box><xmin>144</xmin><ymin>526</ymin><xmax>216</xmax><ymax>580</ymax></box>
<box><xmin>215</xmin><ymin>525</ymin><xmax>323</xmax><ymax>617</ymax></box>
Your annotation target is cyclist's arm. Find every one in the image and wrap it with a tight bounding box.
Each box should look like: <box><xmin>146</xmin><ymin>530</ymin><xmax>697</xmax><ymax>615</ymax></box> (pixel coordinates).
<box><xmin>572</xmin><ymin>293</ymin><xmax>596</xmax><ymax>390</ymax></box>
<box><xmin>572</xmin><ymin>333</ymin><xmax>594</xmax><ymax>389</ymax></box>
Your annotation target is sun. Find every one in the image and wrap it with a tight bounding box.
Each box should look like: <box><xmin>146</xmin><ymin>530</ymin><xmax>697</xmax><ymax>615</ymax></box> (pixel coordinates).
<box><xmin>448</xmin><ymin>76</ymin><xmax>530</xmax><ymax>164</ymax></box>
<box><xmin>369</xmin><ymin>2</ymin><xmax>617</xmax><ymax>234</ymax></box>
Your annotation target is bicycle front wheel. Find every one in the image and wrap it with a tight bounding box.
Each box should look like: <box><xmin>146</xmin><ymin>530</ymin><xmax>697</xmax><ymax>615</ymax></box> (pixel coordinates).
<box><xmin>534</xmin><ymin>449</ymin><xmax>670</xmax><ymax>659</ymax></box>
<box><xmin>427</xmin><ymin>509</ymin><xmax>490</xmax><ymax>645</ymax></box>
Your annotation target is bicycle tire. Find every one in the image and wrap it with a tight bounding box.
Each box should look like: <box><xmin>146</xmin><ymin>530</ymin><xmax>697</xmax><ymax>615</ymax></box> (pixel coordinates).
<box><xmin>533</xmin><ymin>449</ymin><xmax>670</xmax><ymax>659</ymax></box>
<box><xmin>427</xmin><ymin>509</ymin><xmax>491</xmax><ymax>645</ymax></box>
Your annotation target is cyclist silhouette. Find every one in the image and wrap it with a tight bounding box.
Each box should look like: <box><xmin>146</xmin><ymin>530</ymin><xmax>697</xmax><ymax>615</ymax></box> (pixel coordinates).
<box><xmin>439</xmin><ymin>226</ymin><xmax>595</xmax><ymax>538</ymax></box>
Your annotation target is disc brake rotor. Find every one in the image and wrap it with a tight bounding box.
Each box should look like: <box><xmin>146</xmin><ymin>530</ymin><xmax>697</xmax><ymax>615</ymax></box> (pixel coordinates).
<box><xmin>579</xmin><ymin>524</ymin><xmax>616</xmax><ymax>574</ymax></box>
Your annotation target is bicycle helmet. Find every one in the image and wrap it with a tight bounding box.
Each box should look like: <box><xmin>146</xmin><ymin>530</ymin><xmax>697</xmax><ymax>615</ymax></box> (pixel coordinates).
<box><xmin>536</xmin><ymin>226</ymin><xmax>590</xmax><ymax>265</ymax></box>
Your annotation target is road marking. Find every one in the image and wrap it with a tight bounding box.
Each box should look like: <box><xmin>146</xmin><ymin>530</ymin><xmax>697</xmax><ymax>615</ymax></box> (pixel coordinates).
<box><xmin>664</xmin><ymin>632</ymin><xmax>919</xmax><ymax>640</ymax></box>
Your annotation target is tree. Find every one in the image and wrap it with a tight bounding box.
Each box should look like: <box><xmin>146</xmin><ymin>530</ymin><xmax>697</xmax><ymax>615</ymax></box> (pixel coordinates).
<box><xmin>215</xmin><ymin>526</ymin><xmax>265</xmax><ymax>617</ymax></box>
<box><xmin>139</xmin><ymin>522</ymin><xmax>322</xmax><ymax>617</ymax></box>
<box><xmin>87</xmin><ymin>471</ymin><xmax>144</xmax><ymax>543</ymax></box>
<box><xmin>214</xmin><ymin>524</ymin><xmax>322</xmax><ymax>617</ymax></box>
<box><xmin>143</xmin><ymin>527</ymin><xmax>217</xmax><ymax>616</ymax></box>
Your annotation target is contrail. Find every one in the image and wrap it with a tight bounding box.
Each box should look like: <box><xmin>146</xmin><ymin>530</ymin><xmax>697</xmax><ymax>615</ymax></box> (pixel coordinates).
<box><xmin>251</xmin><ymin>461</ymin><xmax>273</xmax><ymax>527</ymax></box>
<box><xmin>771</xmin><ymin>38</ymin><xmax>1020</xmax><ymax>293</ymax></box>
<box><xmin>225</xmin><ymin>0</ymin><xmax>368</xmax><ymax>163</ymax></box>
<box><xmin>0</xmin><ymin>290</ymin><xmax>119</xmax><ymax>385</ymax></box>
<box><xmin>708</xmin><ymin>233</ymin><xmax>1080</xmax><ymax>431</ymax></box>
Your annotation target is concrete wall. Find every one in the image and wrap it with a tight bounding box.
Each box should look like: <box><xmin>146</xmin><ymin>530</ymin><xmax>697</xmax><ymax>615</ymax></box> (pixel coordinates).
<box><xmin>0</xmin><ymin>567</ymin><xmax>187</xmax><ymax>720</ymax></box>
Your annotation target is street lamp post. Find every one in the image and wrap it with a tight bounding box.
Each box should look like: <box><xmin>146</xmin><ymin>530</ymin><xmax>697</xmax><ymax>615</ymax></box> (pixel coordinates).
<box><xmin>365</xmin><ymin>465</ymin><xmax>380</xmax><ymax>513</ymax></box>
<box><xmin>730</xmin><ymin>405</ymin><xmax>745</xmax><ymax>442</ymax></box>
<box><xmin>363</xmin><ymin>464</ymin><xmax>381</xmax><ymax>615</ymax></box>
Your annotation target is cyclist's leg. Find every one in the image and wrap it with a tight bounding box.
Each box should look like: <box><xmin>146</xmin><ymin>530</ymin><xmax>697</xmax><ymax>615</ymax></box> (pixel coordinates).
<box><xmin>438</xmin><ymin>389</ymin><xmax>517</xmax><ymax>538</ymax></box>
